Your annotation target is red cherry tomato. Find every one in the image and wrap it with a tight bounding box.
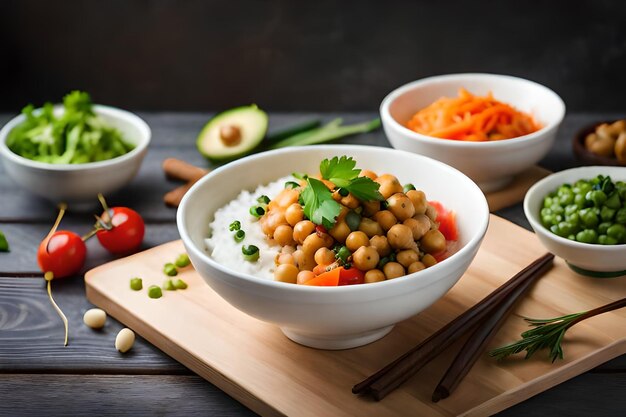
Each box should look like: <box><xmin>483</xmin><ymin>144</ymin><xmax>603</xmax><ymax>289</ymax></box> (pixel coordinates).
<box><xmin>338</xmin><ymin>267</ymin><xmax>365</xmax><ymax>285</ymax></box>
<box><xmin>37</xmin><ymin>231</ymin><xmax>87</xmax><ymax>278</ymax></box>
<box><xmin>429</xmin><ymin>201</ymin><xmax>459</xmax><ymax>241</ymax></box>
<box><xmin>96</xmin><ymin>207</ymin><xmax>145</xmax><ymax>254</ymax></box>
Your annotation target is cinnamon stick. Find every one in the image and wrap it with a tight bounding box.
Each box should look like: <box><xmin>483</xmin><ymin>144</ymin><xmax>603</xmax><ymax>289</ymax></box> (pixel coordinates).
<box><xmin>162</xmin><ymin>158</ymin><xmax>208</xmax><ymax>182</ymax></box>
<box><xmin>352</xmin><ymin>253</ymin><xmax>554</xmax><ymax>400</ymax></box>
<box><xmin>431</xmin><ymin>256</ymin><xmax>553</xmax><ymax>402</ymax></box>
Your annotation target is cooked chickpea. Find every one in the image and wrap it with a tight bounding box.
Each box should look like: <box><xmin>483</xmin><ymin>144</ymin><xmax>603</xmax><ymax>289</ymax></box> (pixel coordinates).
<box><xmin>293</xmin><ymin>220</ymin><xmax>316</xmax><ymax>244</ymax></box>
<box><xmin>346</xmin><ymin>231</ymin><xmax>369</xmax><ymax>251</ymax></box>
<box><xmin>408</xmin><ymin>261</ymin><xmax>426</xmax><ymax>274</ymax></box>
<box><xmin>404</xmin><ymin>215</ymin><xmax>430</xmax><ymax>240</ymax></box>
<box><xmin>383</xmin><ymin>262</ymin><xmax>405</xmax><ymax>279</ymax></box>
<box><xmin>422</xmin><ymin>253</ymin><xmax>438</xmax><ymax>267</ymax></box>
<box><xmin>375</xmin><ymin>174</ymin><xmax>403</xmax><ymax>199</ymax></box>
<box><xmin>296</xmin><ymin>270</ymin><xmax>316</xmax><ymax>285</ymax></box>
<box><xmin>387</xmin><ymin>193</ymin><xmax>415</xmax><ymax>221</ymax></box>
<box><xmin>302</xmin><ymin>232</ymin><xmax>333</xmax><ymax>254</ymax></box>
<box><xmin>340</xmin><ymin>194</ymin><xmax>360</xmax><ymax>209</ymax></box>
<box><xmin>276</xmin><ymin>253</ymin><xmax>296</xmax><ymax>266</ymax></box>
<box><xmin>358</xmin><ymin>218</ymin><xmax>384</xmax><ymax>237</ymax></box>
<box><xmin>285</xmin><ymin>203</ymin><xmax>304</xmax><ymax>226</ymax></box>
<box><xmin>281</xmin><ymin>245</ymin><xmax>296</xmax><ymax>254</ymax></box>
<box><xmin>420</xmin><ymin>229</ymin><xmax>446</xmax><ymax>253</ymax></box>
<box><xmin>362</xmin><ymin>200</ymin><xmax>381</xmax><ymax>217</ymax></box>
<box><xmin>364</xmin><ymin>269</ymin><xmax>386</xmax><ymax>283</ymax></box>
<box><xmin>396</xmin><ymin>249</ymin><xmax>419</xmax><ymax>268</ymax></box>
<box><xmin>292</xmin><ymin>249</ymin><xmax>305</xmax><ymax>268</ymax></box>
<box><xmin>274</xmin><ymin>264</ymin><xmax>299</xmax><ymax>283</ymax></box>
<box><xmin>275</xmin><ymin>188</ymin><xmax>300</xmax><ymax>208</ymax></box>
<box><xmin>314</xmin><ymin>247</ymin><xmax>335</xmax><ymax>266</ymax></box>
<box><xmin>360</xmin><ymin>169</ymin><xmax>377</xmax><ymax>180</ymax></box>
<box><xmin>264</xmin><ymin>209</ymin><xmax>287</xmax><ymax>235</ymax></box>
<box><xmin>387</xmin><ymin>224</ymin><xmax>417</xmax><ymax>250</ymax></box>
<box><xmin>274</xmin><ymin>224</ymin><xmax>295</xmax><ymax>246</ymax></box>
<box><xmin>370</xmin><ymin>235</ymin><xmax>391</xmax><ymax>257</ymax></box>
<box><xmin>373</xmin><ymin>210</ymin><xmax>397</xmax><ymax>232</ymax></box>
<box><xmin>329</xmin><ymin>220</ymin><xmax>351</xmax><ymax>243</ymax></box>
<box><xmin>352</xmin><ymin>246</ymin><xmax>380</xmax><ymax>271</ymax></box>
<box><xmin>406</xmin><ymin>190</ymin><xmax>428</xmax><ymax>215</ymax></box>
<box><xmin>425</xmin><ymin>204</ymin><xmax>438</xmax><ymax>221</ymax></box>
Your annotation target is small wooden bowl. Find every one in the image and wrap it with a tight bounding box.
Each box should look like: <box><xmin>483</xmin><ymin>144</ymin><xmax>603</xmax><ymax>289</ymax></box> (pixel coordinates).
<box><xmin>572</xmin><ymin>120</ymin><xmax>626</xmax><ymax>166</ymax></box>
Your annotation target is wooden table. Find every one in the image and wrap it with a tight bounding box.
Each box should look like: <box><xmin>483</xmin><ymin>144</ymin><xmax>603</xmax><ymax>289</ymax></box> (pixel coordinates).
<box><xmin>1</xmin><ymin>112</ymin><xmax>625</xmax><ymax>417</ymax></box>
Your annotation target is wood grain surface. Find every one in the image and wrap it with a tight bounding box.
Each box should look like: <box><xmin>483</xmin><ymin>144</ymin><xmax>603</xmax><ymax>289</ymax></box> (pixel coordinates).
<box><xmin>84</xmin><ymin>216</ymin><xmax>626</xmax><ymax>417</ymax></box>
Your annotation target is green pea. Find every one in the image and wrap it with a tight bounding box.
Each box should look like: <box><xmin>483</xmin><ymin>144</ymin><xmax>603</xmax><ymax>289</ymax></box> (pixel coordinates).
<box><xmin>605</xmin><ymin>192</ymin><xmax>622</xmax><ymax>209</ymax></box>
<box><xmin>148</xmin><ymin>285</ymin><xmax>163</xmax><ymax>299</ymax></box>
<box><xmin>163</xmin><ymin>262</ymin><xmax>178</xmax><ymax>276</ymax></box>
<box><xmin>600</xmin><ymin>206</ymin><xmax>616</xmax><ymax>222</ymax></box>
<box><xmin>567</xmin><ymin>234</ymin><xmax>576</xmax><ymax>241</ymax></box>
<box><xmin>598</xmin><ymin>235</ymin><xmax>619</xmax><ymax>245</ymax></box>
<box><xmin>607</xmin><ymin>224</ymin><xmax>626</xmax><ymax>242</ymax></box>
<box><xmin>574</xmin><ymin>193</ymin><xmax>587</xmax><ymax>208</ymax></box>
<box><xmin>587</xmin><ymin>190</ymin><xmax>607</xmax><ymax>206</ymax></box>
<box><xmin>173</xmin><ymin>279</ymin><xmax>188</xmax><ymax>290</ymax></box>
<box><xmin>550</xmin><ymin>204</ymin><xmax>564</xmax><ymax>215</ymax></box>
<box><xmin>175</xmin><ymin>253</ymin><xmax>191</xmax><ymax>268</ymax></box>
<box><xmin>576</xmin><ymin>229</ymin><xmax>598</xmax><ymax>244</ymax></box>
<box><xmin>335</xmin><ymin>245</ymin><xmax>351</xmax><ymax>263</ymax></box>
<box><xmin>130</xmin><ymin>277</ymin><xmax>143</xmax><ymax>291</ymax></box>
<box><xmin>558</xmin><ymin>190</ymin><xmax>574</xmax><ymax>205</ymax></box>
<box><xmin>565</xmin><ymin>212</ymin><xmax>580</xmax><ymax>227</ymax></box>
<box><xmin>565</xmin><ymin>204</ymin><xmax>578</xmax><ymax>215</ymax></box>
<box><xmin>543</xmin><ymin>197</ymin><xmax>554</xmax><ymax>208</ymax></box>
<box><xmin>598</xmin><ymin>222</ymin><xmax>612</xmax><ymax>235</ymax></box>
<box><xmin>579</xmin><ymin>208</ymin><xmax>599</xmax><ymax>228</ymax></box>
<box><xmin>163</xmin><ymin>279</ymin><xmax>176</xmax><ymax>291</ymax></box>
<box><xmin>616</xmin><ymin>208</ymin><xmax>626</xmax><ymax>224</ymax></box>
<box><xmin>557</xmin><ymin>222</ymin><xmax>576</xmax><ymax>236</ymax></box>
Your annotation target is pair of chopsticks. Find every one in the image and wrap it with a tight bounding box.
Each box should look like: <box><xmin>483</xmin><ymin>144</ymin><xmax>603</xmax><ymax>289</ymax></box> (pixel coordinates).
<box><xmin>162</xmin><ymin>158</ymin><xmax>209</xmax><ymax>207</ymax></box>
<box><xmin>353</xmin><ymin>253</ymin><xmax>555</xmax><ymax>401</ymax></box>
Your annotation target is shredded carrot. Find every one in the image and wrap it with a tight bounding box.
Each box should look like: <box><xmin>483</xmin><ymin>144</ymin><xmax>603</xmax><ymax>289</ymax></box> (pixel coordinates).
<box><xmin>405</xmin><ymin>88</ymin><xmax>542</xmax><ymax>141</ymax></box>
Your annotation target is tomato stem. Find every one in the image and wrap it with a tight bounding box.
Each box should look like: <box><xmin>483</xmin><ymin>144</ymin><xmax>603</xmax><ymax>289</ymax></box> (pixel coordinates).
<box><xmin>46</xmin><ymin>203</ymin><xmax>68</xmax><ymax>241</ymax></box>
<box><xmin>97</xmin><ymin>193</ymin><xmax>113</xmax><ymax>227</ymax></box>
<box><xmin>44</xmin><ymin>271</ymin><xmax>69</xmax><ymax>347</ymax></box>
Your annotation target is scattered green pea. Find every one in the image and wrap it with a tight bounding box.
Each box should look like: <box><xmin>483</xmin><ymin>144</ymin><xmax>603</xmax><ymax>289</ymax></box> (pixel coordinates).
<box><xmin>175</xmin><ymin>253</ymin><xmax>191</xmax><ymax>268</ymax></box>
<box><xmin>163</xmin><ymin>262</ymin><xmax>178</xmax><ymax>276</ymax></box>
<box><xmin>173</xmin><ymin>279</ymin><xmax>188</xmax><ymax>290</ymax></box>
<box><xmin>148</xmin><ymin>285</ymin><xmax>163</xmax><ymax>299</ymax></box>
<box><xmin>163</xmin><ymin>279</ymin><xmax>176</xmax><ymax>291</ymax></box>
<box><xmin>130</xmin><ymin>277</ymin><xmax>143</xmax><ymax>291</ymax></box>
<box><xmin>335</xmin><ymin>245</ymin><xmax>351</xmax><ymax>263</ymax></box>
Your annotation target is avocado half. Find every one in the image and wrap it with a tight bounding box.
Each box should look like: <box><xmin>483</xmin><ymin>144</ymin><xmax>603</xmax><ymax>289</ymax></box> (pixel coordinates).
<box><xmin>196</xmin><ymin>105</ymin><xmax>268</xmax><ymax>161</ymax></box>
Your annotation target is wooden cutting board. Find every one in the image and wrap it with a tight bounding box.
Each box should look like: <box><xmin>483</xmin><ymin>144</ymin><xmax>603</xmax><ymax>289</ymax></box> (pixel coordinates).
<box><xmin>84</xmin><ymin>215</ymin><xmax>626</xmax><ymax>417</ymax></box>
<box><xmin>485</xmin><ymin>166</ymin><xmax>551</xmax><ymax>211</ymax></box>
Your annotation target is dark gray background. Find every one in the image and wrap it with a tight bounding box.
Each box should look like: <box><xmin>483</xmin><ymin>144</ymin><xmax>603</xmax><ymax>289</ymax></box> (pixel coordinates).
<box><xmin>1</xmin><ymin>0</ymin><xmax>626</xmax><ymax>112</ymax></box>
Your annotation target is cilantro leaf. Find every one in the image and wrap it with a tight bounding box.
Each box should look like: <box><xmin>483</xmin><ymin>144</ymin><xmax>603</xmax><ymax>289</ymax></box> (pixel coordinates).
<box><xmin>344</xmin><ymin>176</ymin><xmax>384</xmax><ymax>201</ymax></box>
<box><xmin>300</xmin><ymin>178</ymin><xmax>341</xmax><ymax>229</ymax></box>
<box><xmin>320</xmin><ymin>156</ymin><xmax>360</xmax><ymax>188</ymax></box>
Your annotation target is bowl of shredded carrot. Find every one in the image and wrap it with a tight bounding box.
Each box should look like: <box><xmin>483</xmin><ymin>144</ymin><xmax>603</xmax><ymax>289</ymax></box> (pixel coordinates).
<box><xmin>381</xmin><ymin>73</ymin><xmax>565</xmax><ymax>192</ymax></box>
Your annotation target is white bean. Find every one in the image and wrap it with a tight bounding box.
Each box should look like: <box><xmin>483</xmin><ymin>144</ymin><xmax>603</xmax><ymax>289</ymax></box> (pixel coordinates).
<box><xmin>83</xmin><ymin>308</ymin><xmax>107</xmax><ymax>329</ymax></box>
<box><xmin>115</xmin><ymin>328</ymin><xmax>135</xmax><ymax>353</ymax></box>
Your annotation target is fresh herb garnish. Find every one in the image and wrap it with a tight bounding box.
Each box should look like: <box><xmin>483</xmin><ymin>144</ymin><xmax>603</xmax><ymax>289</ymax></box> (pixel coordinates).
<box><xmin>301</xmin><ymin>178</ymin><xmax>342</xmax><ymax>230</ymax></box>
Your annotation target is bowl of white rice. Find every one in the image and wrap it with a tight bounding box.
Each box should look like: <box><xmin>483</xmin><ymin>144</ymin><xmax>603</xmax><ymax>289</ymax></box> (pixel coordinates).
<box><xmin>177</xmin><ymin>145</ymin><xmax>489</xmax><ymax>349</ymax></box>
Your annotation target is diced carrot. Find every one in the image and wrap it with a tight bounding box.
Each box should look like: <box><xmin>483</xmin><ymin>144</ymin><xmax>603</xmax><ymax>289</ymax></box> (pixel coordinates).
<box><xmin>303</xmin><ymin>267</ymin><xmax>341</xmax><ymax>286</ymax></box>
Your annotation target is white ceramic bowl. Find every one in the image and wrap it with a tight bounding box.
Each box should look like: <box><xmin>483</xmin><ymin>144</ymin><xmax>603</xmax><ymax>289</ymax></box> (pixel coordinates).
<box><xmin>0</xmin><ymin>105</ymin><xmax>151</xmax><ymax>206</ymax></box>
<box><xmin>524</xmin><ymin>166</ymin><xmax>626</xmax><ymax>277</ymax></box>
<box><xmin>381</xmin><ymin>73</ymin><xmax>566</xmax><ymax>192</ymax></box>
<box><xmin>177</xmin><ymin>145</ymin><xmax>489</xmax><ymax>349</ymax></box>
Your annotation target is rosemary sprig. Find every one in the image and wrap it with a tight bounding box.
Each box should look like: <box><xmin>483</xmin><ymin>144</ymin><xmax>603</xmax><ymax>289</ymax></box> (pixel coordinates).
<box><xmin>490</xmin><ymin>298</ymin><xmax>626</xmax><ymax>362</ymax></box>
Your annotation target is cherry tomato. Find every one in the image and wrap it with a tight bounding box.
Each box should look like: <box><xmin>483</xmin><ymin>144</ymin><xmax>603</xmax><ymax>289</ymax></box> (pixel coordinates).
<box><xmin>37</xmin><ymin>231</ymin><xmax>87</xmax><ymax>278</ymax></box>
<box><xmin>429</xmin><ymin>201</ymin><xmax>459</xmax><ymax>241</ymax></box>
<box><xmin>338</xmin><ymin>267</ymin><xmax>365</xmax><ymax>285</ymax></box>
<box><xmin>96</xmin><ymin>207</ymin><xmax>145</xmax><ymax>254</ymax></box>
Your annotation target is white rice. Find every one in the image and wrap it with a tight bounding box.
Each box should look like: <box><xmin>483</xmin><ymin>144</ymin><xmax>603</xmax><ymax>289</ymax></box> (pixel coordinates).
<box><xmin>205</xmin><ymin>176</ymin><xmax>293</xmax><ymax>280</ymax></box>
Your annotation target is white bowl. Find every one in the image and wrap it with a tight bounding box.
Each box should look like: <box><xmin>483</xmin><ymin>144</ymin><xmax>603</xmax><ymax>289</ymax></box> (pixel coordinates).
<box><xmin>524</xmin><ymin>166</ymin><xmax>626</xmax><ymax>277</ymax></box>
<box><xmin>177</xmin><ymin>145</ymin><xmax>489</xmax><ymax>349</ymax></box>
<box><xmin>381</xmin><ymin>73</ymin><xmax>566</xmax><ymax>192</ymax></box>
<box><xmin>0</xmin><ymin>105</ymin><xmax>151</xmax><ymax>206</ymax></box>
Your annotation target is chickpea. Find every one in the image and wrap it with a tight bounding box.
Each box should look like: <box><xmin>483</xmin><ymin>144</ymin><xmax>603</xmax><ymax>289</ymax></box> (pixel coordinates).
<box><xmin>383</xmin><ymin>262</ymin><xmax>405</xmax><ymax>279</ymax></box>
<box><xmin>375</xmin><ymin>174</ymin><xmax>403</xmax><ymax>199</ymax></box>
<box><xmin>285</xmin><ymin>203</ymin><xmax>304</xmax><ymax>226</ymax></box>
<box><xmin>396</xmin><ymin>249</ymin><xmax>419</xmax><ymax>268</ymax></box>
<box><xmin>302</xmin><ymin>232</ymin><xmax>333</xmax><ymax>254</ymax></box>
<box><xmin>275</xmin><ymin>188</ymin><xmax>300</xmax><ymax>208</ymax></box>
<box><xmin>362</xmin><ymin>200</ymin><xmax>381</xmax><ymax>217</ymax></box>
<box><xmin>404</xmin><ymin>215</ymin><xmax>431</xmax><ymax>240</ymax></box>
<box><xmin>274</xmin><ymin>264</ymin><xmax>299</xmax><ymax>284</ymax></box>
<box><xmin>281</xmin><ymin>245</ymin><xmax>296</xmax><ymax>254</ymax></box>
<box><xmin>585</xmin><ymin>132</ymin><xmax>615</xmax><ymax>157</ymax></box>
<box><xmin>422</xmin><ymin>253</ymin><xmax>438</xmax><ymax>267</ymax></box>
<box><xmin>262</xmin><ymin>209</ymin><xmax>287</xmax><ymax>236</ymax></box>
<box><xmin>297</xmin><ymin>270</ymin><xmax>316</xmax><ymax>285</ymax></box>
<box><xmin>358</xmin><ymin>218</ymin><xmax>384</xmax><ymax>237</ymax></box>
<box><xmin>314</xmin><ymin>247</ymin><xmax>336</xmax><ymax>266</ymax></box>
<box><xmin>387</xmin><ymin>224</ymin><xmax>417</xmax><ymax>250</ymax></box>
<box><xmin>407</xmin><ymin>261</ymin><xmax>426</xmax><ymax>274</ymax></box>
<box><xmin>420</xmin><ymin>229</ymin><xmax>446</xmax><ymax>253</ymax></box>
<box><xmin>616</xmin><ymin>132</ymin><xmax>626</xmax><ymax>163</ymax></box>
<box><xmin>364</xmin><ymin>269</ymin><xmax>386</xmax><ymax>283</ymax></box>
<box><xmin>293</xmin><ymin>220</ymin><xmax>316</xmax><ymax>244</ymax></box>
<box><xmin>370</xmin><ymin>235</ymin><xmax>392</xmax><ymax>257</ymax></box>
<box><xmin>387</xmin><ymin>193</ymin><xmax>415</xmax><ymax>221</ymax></box>
<box><xmin>406</xmin><ymin>190</ymin><xmax>428</xmax><ymax>215</ymax></box>
<box><xmin>346</xmin><ymin>231</ymin><xmax>369</xmax><ymax>251</ymax></box>
<box><xmin>340</xmin><ymin>193</ymin><xmax>360</xmax><ymax>209</ymax></box>
<box><xmin>425</xmin><ymin>204</ymin><xmax>438</xmax><ymax>221</ymax></box>
<box><xmin>276</xmin><ymin>253</ymin><xmax>295</xmax><ymax>266</ymax></box>
<box><xmin>274</xmin><ymin>224</ymin><xmax>295</xmax><ymax>246</ymax></box>
<box><xmin>360</xmin><ymin>169</ymin><xmax>378</xmax><ymax>180</ymax></box>
<box><xmin>292</xmin><ymin>249</ymin><xmax>305</xmax><ymax>268</ymax></box>
<box><xmin>352</xmin><ymin>246</ymin><xmax>380</xmax><ymax>271</ymax></box>
<box><xmin>373</xmin><ymin>210</ymin><xmax>397</xmax><ymax>232</ymax></box>
<box><xmin>329</xmin><ymin>220</ymin><xmax>351</xmax><ymax>243</ymax></box>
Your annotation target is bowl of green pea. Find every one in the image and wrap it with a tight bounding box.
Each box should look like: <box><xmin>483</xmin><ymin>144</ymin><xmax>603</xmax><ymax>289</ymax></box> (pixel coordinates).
<box><xmin>524</xmin><ymin>166</ymin><xmax>626</xmax><ymax>278</ymax></box>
